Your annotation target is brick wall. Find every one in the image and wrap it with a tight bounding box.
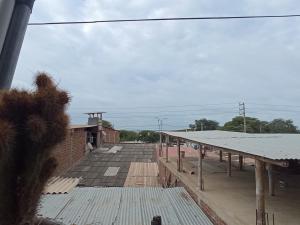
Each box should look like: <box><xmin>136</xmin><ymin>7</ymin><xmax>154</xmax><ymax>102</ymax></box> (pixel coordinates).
<box><xmin>103</xmin><ymin>127</ymin><xmax>120</xmax><ymax>144</ymax></box>
<box><xmin>52</xmin><ymin>128</ymin><xmax>87</xmax><ymax>175</ymax></box>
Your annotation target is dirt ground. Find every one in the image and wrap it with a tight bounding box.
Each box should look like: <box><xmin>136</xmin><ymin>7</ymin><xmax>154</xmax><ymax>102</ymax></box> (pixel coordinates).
<box><xmin>160</xmin><ymin>147</ymin><xmax>300</xmax><ymax>225</ymax></box>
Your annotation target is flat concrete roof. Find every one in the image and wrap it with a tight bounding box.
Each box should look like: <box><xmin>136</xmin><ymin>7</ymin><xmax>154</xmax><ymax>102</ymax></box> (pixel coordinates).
<box><xmin>163</xmin><ymin>130</ymin><xmax>300</xmax><ymax>162</ymax></box>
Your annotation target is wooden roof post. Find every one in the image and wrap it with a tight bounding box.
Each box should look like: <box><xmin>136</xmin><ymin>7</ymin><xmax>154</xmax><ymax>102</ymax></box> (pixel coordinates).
<box><xmin>255</xmin><ymin>159</ymin><xmax>266</xmax><ymax>225</ymax></box>
<box><xmin>227</xmin><ymin>152</ymin><xmax>232</xmax><ymax>177</ymax></box>
<box><xmin>177</xmin><ymin>138</ymin><xmax>181</xmax><ymax>172</ymax></box>
<box><xmin>239</xmin><ymin>155</ymin><xmax>243</xmax><ymax>170</ymax></box>
<box><xmin>198</xmin><ymin>144</ymin><xmax>204</xmax><ymax>191</ymax></box>
<box><xmin>165</xmin><ymin>135</ymin><xmax>169</xmax><ymax>162</ymax></box>
<box><xmin>159</xmin><ymin>132</ymin><xmax>162</xmax><ymax>157</ymax></box>
<box><xmin>219</xmin><ymin>150</ymin><xmax>223</xmax><ymax>162</ymax></box>
<box><xmin>267</xmin><ymin>164</ymin><xmax>275</xmax><ymax>196</ymax></box>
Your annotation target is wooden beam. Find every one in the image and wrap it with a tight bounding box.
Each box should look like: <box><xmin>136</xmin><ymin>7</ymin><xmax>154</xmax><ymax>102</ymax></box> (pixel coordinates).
<box><xmin>255</xmin><ymin>160</ymin><xmax>266</xmax><ymax>225</ymax></box>
<box><xmin>227</xmin><ymin>152</ymin><xmax>232</xmax><ymax>177</ymax></box>
<box><xmin>177</xmin><ymin>138</ymin><xmax>181</xmax><ymax>172</ymax></box>
<box><xmin>198</xmin><ymin>145</ymin><xmax>204</xmax><ymax>190</ymax></box>
<box><xmin>267</xmin><ymin>164</ymin><xmax>275</xmax><ymax>196</ymax></box>
<box><xmin>159</xmin><ymin>132</ymin><xmax>162</xmax><ymax>157</ymax></box>
<box><xmin>219</xmin><ymin>150</ymin><xmax>223</xmax><ymax>162</ymax></box>
<box><xmin>239</xmin><ymin>155</ymin><xmax>243</xmax><ymax>170</ymax></box>
<box><xmin>165</xmin><ymin>135</ymin><xmax>169</xmax><ymax>162</ymax></box>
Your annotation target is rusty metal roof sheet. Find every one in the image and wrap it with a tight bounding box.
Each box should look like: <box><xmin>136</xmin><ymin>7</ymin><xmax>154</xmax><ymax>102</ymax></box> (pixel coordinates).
<box><xmin>42</xmin><ymin>177</ymin><xmax>80</xmax><ymax>194</ymax></box>
<box><xmin>163</xmin><ymin>130</ymin><xmax>300</xmax><ymax>161</ymax></box>
<box><xmin>38</xmin><ymin>187</ymin><xmax>213</xmax><ymax>225</ymax></box>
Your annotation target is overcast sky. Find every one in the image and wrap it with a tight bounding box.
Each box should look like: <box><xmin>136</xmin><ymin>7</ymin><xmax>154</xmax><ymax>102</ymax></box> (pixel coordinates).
<box><xmin>12</xmin><ymin>0</ymin><xmax>300</xmax><ymax>130</ymax></box>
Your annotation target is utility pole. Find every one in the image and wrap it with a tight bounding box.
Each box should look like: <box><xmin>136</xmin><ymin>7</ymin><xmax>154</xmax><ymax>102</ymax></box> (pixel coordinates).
<box><xmin>0</xmin><ymin>0</ymin><xmax>36</xmax><ymax>89</ymax></box>
<box><xmin>239</xmin><ymin>102</ymin><xmax>246</xmax><ymax>133</ymax></box>
<box><xmin>156</xmin><ymin>117</ymin><xmax>167</xmax><ymax>157</ymax></box>
<box><xmin>0</xmin><ymin>0</ymin><xmax>15</xmax><ymax>53</ymax></box>
<box><xmin>238</xmin><ymin>102</ymin><xmax>246</xmax><ymax>170</ymax></box>
<box><xmin>259</xmin><ymin>124</ymin><xmax>262</xmax><ymax>133</ymax></box>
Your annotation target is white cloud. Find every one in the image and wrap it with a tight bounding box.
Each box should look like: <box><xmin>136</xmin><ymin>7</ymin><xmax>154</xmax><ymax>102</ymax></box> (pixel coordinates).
<box><xmin>12</xmin><ymin>0</ymin><xmax>300</xmax><ymax>130</ymax></box>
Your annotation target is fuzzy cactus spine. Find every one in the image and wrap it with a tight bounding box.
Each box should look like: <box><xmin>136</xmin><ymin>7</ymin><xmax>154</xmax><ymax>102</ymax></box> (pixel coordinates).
<box><xmin>0</xmin><ymin>73</ymin><xmax>70</xmax><ymax>225</ymax></box>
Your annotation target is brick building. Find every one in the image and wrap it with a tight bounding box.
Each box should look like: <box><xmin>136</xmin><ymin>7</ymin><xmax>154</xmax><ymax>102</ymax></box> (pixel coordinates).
<box><xmin>103</xmin><ymin>127</ymin><xmax>120</xmax><ymax>144</ymax></box>
<box><xmin>52</xmin><ymin>124</ymin><xmax>120</xmax><ymax>175</ymax></box>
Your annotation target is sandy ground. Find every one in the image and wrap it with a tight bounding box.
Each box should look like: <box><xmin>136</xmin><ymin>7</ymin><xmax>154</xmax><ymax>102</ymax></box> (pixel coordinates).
<box><xmin>159</xmin><ymin>146</ymin><xmax>300</xmax><ymax>225</ymax></box>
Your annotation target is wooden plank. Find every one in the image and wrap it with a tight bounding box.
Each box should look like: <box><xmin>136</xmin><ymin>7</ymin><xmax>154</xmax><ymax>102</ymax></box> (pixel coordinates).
<box><xmin>124</xmin><ymin>162</ymin><xmax>159</xmax><ymax>187</ymax></box>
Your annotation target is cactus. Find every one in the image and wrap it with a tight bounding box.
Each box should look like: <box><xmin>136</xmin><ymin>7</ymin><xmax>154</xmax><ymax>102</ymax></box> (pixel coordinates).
<box><xmin>0</xmin><ymin>73</ymin><xmax>69</xmax><ymax>225</ymax></box>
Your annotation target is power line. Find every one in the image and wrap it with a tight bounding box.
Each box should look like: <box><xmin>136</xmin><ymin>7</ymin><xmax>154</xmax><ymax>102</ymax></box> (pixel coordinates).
<box><xmin>248</xmin><ymin>103</ymin><xmax>300</xmax><ymax>109</ymax></box>
<box><xmin>70</xmin><ymin>107</ymin><xmax>237</xmax><ymax>115</ymax></box>
<box><xmin>69</xmin><ymin>102</ymin><xmax>236</xmax><ymax>110</ymax></box>
<box><xmin>28</xmin><ymin>14</ymin><xmax>300</xmax><ymax>26</ymax></box>
<box><xmin>71</xmin><ymin>111</ymin><xmax>237</xmax><ymax>119</ymax></box>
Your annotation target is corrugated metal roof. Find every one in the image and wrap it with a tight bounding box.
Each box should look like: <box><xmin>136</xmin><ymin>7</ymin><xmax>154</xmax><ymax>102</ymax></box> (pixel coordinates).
<box><xmin>163</xmin><ymin>130</ymin><xmax>300</xmax><ymax>160</ymax></box>
<box><xmin>38</xmin><ymin>187</ymin><xmax>213</xmax><ymax>225</ymax></box>
<box><xmin>42</xmin><ymin>177</ymin><xmax>80</xmax><ymax>194</ymax></box>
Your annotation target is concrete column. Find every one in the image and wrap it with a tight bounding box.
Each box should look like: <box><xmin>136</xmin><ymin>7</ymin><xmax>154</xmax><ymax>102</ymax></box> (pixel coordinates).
<box><xmin>198</xmin><ymin>145</ymin><xmax>204</xmax><ymax>191</ymax></box>
<box><xmin>219</xmin><ymin>150</ymin><xmax>223</xmax><ymax>162</ymax></box>
<box><xmin>227</xmin><ymin>152</ymin><xmax>232</xmax><ymax>177</ymax></box>
<box><xmin>177</xmin><ymin>138</ymin><xmax>181</xmax><ymax>172</ymax></box>
<box><xmin>165</xmin><ymin>135</ymin><xmax>169</xmax><ymax>162</ymax></box>
<box><xmin>267</xmin><ymin>164</ymin><xmax>275</xmax><ymax>196</ymax></box>
<box><xmin>255</xmin><ymin>160</ymin><xmax>266</xmax><ymax>225</ymax></box>
<box><xmin>239</xmin><ymin>155</ymin><xmax>243</xmax><ymax>170</ymax></box>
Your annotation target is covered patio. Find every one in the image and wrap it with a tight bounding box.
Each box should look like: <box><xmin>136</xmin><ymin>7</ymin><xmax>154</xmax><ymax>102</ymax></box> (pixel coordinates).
<box><xmin>158</xmin><ymin>131</ymin><xmax>300</xmax><ymax>225</ymax></box>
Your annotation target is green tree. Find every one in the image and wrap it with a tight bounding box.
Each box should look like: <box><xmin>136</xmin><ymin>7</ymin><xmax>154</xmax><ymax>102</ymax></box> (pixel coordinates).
<box><xmin>189</xmin><ymin>118</ymin><xmax>219</xmax><ymax>131</ymax></box>
<box><xmin>120</xmin><ymin>130</ymin><xmax>138</xmax><ymax>142</ymax></box>
<box><xmin>138</xmin><ymin>130</ymin><xmax>160</xmax><ymax>143</ymax></box>
<box><xmin>223</xmin><ymin>116</ymin><xmax>267</xmax><ymax>133</ymax></box>
<box><xmin>268</xmin><ymin>119</ymin><xmax>298</xmax><ymax>133</ymax></box>
<box><xmin>102</xmin><ymin>120</ymin><xmax>112</xmax><ymax>128</ymax></box>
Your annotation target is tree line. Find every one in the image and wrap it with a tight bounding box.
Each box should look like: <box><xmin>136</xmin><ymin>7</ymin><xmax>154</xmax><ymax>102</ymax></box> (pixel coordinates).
<box><xmin>119</xmin><ymin>116</ymin><xmax>299</xmax><ymax>142</ymax></box>
<box><xmin>189</xmin><ymin>116</ymin><xmax>299</xmax><ymax>133</ymax></box>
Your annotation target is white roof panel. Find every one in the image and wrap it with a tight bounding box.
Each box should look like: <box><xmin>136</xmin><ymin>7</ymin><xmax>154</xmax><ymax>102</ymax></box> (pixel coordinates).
<box><xmin>163</xmin><ymin>130</ymin><xmax>300</xmax><ymax>160</ymax></box>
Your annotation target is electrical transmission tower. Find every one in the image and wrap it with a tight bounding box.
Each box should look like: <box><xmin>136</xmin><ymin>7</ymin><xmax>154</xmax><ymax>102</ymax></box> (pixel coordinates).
<box><xmin>239</xmin><ymin>102</ymin><xmax>246</xmax><ymax>133</ymax></box>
